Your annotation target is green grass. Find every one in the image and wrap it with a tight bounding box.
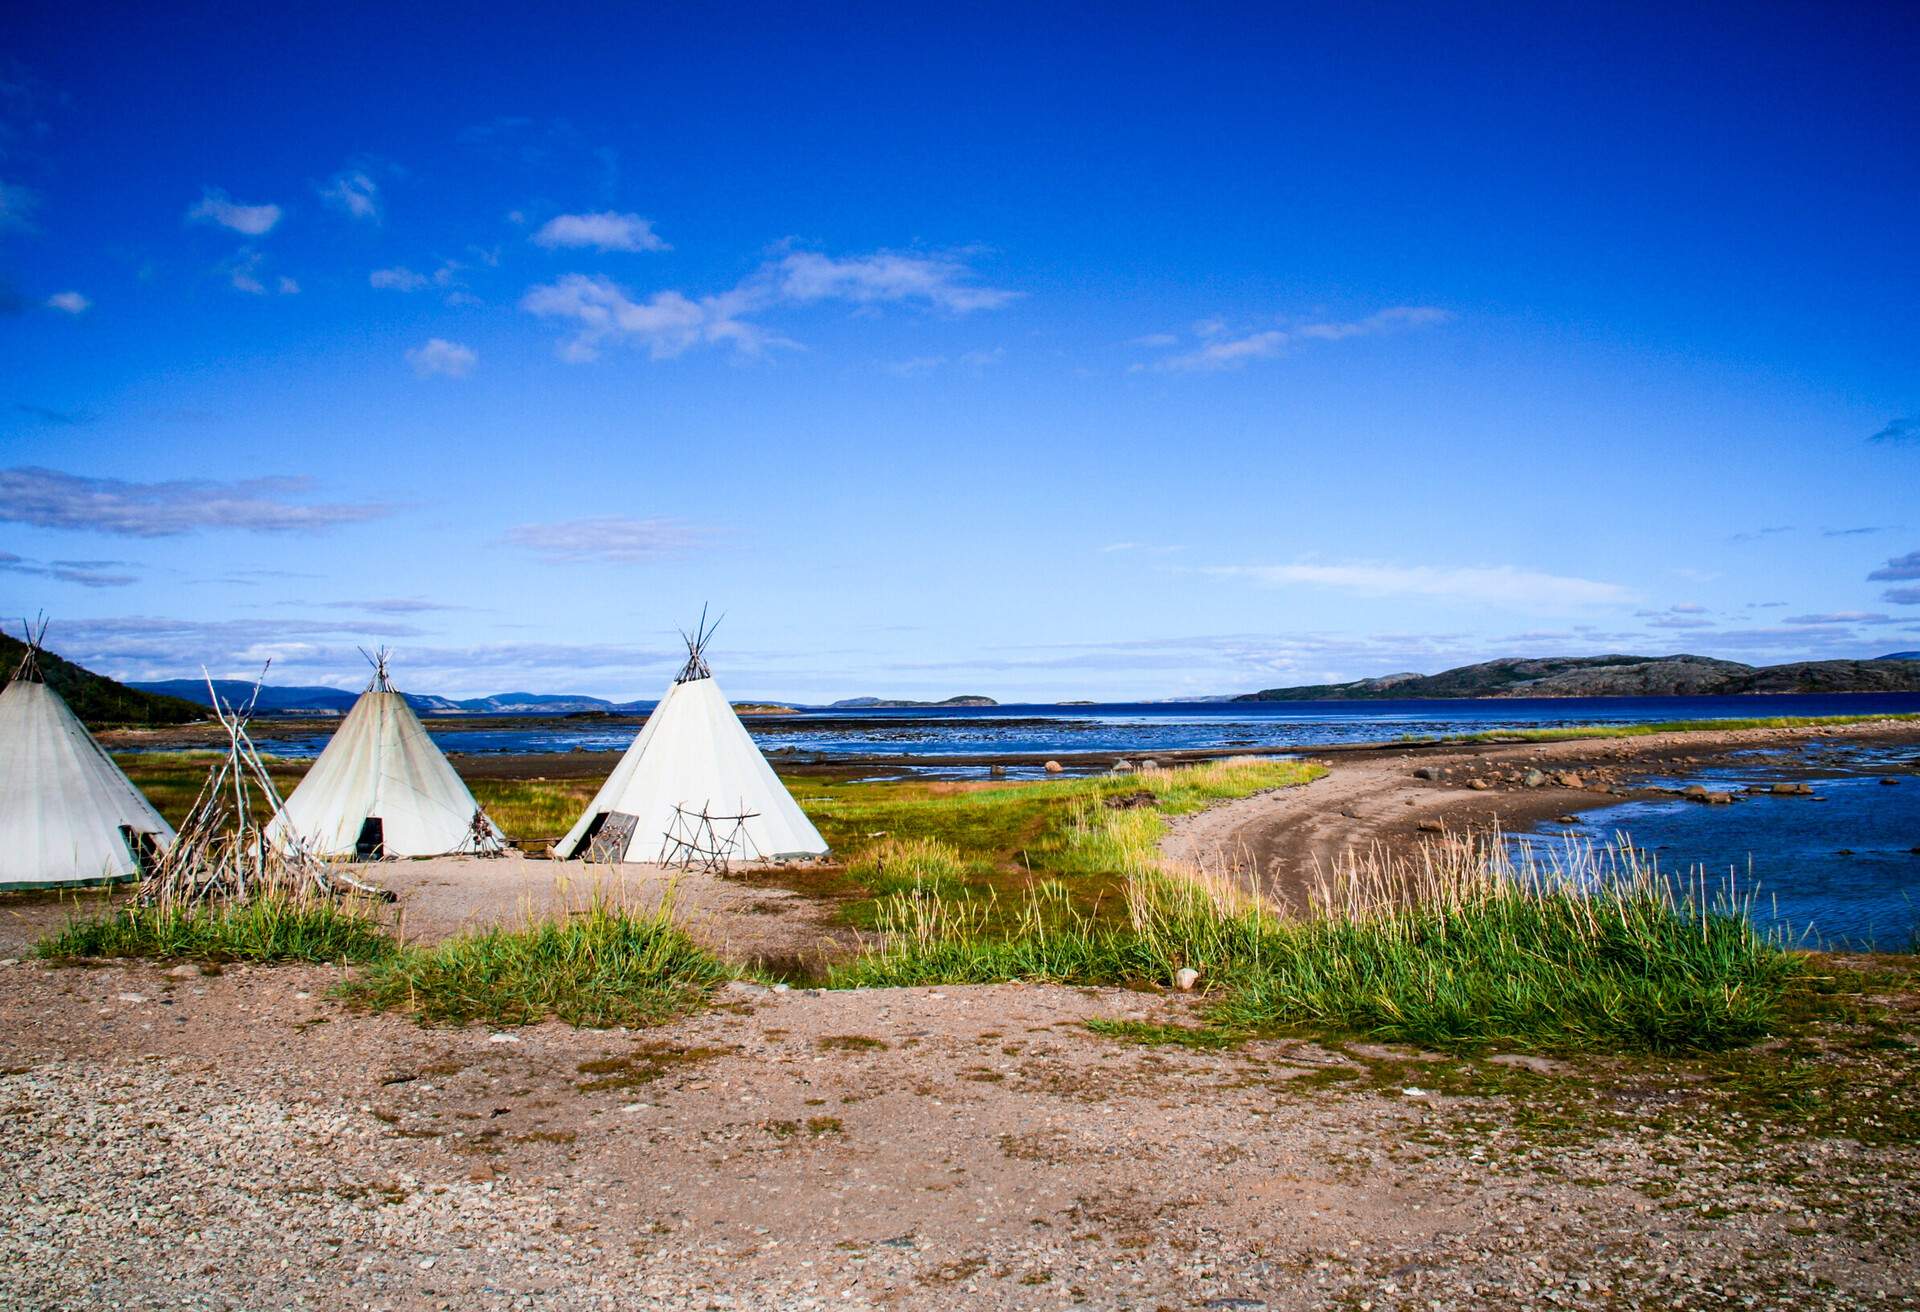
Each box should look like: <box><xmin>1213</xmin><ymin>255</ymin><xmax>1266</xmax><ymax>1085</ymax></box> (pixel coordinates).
<box><xmin>339</xmin><ymin>896</ymin><xmax>731</xmax><ymax>1027</ymax></box>
<box><xmin>1419</xmin><ymin>712</ymin><xmax>1920</xmax><ymax>746</ymax></box>
<box><xmin>37</xmin><ymin>893</ymin><xmax>393</xmax><ymax>964</ymax></box>
<box><xmin>465</xmin><ymin>777</ymin><xmax>600</xmax><ymax>842</ymax></box>
<box><xmin>801</xmin><ymin>758</ymin><xmax>1323</xmax><ymax>927</ymax></box>
<box><xmin>830</xmin><ymin>822</ymin><xmax>1799</xmax><ymax>1053</ymax></box>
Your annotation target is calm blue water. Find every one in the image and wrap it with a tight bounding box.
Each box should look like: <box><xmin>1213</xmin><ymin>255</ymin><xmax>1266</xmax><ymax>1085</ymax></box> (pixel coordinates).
<box><xmin>253</xmin><ymin>691</ymin><xmax>1920</xmax><ymax>761</ymax></box>
<box><xmin>1515</xmin><ymin>742</ymin><xmax>1920</xmax><ymax>951</ymax></box>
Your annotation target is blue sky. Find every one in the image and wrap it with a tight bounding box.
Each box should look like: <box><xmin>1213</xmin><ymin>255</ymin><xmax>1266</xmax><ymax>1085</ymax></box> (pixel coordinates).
<box><xmin>2</xmin><ymin>2</ymin><xmax>1917</xmax><ymax>701</ymax></box>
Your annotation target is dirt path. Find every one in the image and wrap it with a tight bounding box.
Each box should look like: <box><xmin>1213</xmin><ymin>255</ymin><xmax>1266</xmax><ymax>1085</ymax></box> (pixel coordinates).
<box><xmin>0</xmin><ymin>855</ymin><xmax>860</xmax><ymax>973</ymax></box>
<box><xmin>1163</xmin><ymin>721</ymin><xmax>1920</xmax><ymax>910</ymax></box>
<box><xmin>3</xmin><ymin>958</ymin><xmax>1914</xmax><ymax>1310</ymax></box>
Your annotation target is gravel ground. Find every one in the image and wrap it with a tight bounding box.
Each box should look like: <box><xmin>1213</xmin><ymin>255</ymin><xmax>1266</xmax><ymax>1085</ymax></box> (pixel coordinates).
<box><xmin>3</xmin><ymin>956</ymin><xmax>1916</xmax><ymax>1311</ymax></box>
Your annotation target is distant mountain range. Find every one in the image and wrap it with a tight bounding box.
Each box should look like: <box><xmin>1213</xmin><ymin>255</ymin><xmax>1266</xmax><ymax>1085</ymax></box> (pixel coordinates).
<box><xmin>1235</xmin><ymin>654</ymin><xmax>1920</xmax><ymax>701</ymax></box>
<box><xmin>129</xmin><ymin>679</ymin><xmax>657</xmax><ymax>717</ymax></box>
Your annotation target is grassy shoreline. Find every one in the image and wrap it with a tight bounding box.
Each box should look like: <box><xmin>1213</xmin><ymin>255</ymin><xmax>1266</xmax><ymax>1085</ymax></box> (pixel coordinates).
<box><xmin>35</xmin><ymin>756</ymin><xmax>1819</xmax><ymax>1052</ymax></box>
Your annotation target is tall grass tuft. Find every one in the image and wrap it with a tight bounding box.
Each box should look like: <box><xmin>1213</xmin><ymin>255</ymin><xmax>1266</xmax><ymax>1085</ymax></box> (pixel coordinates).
<box><xmin>340</xmin><ymin>891</ymin><xmax>731</xmax><ymax>1027</ymax></box>
<box><xmin>37</xmin><ymin>893</ymin><xmax>393</xmax><ymax>964</ymax></box>
<box><xmin>831</xmin><ymin>827</ymin><xmax>1797</xmax><ymax>1053</ymax></box>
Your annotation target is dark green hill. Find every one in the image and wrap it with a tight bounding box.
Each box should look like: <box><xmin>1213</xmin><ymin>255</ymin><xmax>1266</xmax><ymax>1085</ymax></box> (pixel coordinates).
<box><xmin>1236</xmin><ymin>654</ymin><xmax>1920</xmax><ymax>701</ymax></box>
<box><xmin>1</xmin><ymin>634</ymin><xmax>207</xmax><ymax>726</ymax></box>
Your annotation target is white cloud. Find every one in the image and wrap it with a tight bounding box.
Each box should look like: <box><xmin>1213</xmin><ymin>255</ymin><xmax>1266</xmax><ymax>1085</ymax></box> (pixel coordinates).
<box><xmin>520</xmin><ymin>274</ymin><xmax>769</xmax><ymax>362</ymax></box>
<box><xmin>318</xmin><ymin>168</ymin><xmax>380</xmax><ymax>221</ymax></box>
<box><xmin>371</xmin><ymin>266</ymin><xmax>430</xmax><ymax>291</ymax></box>
<box><xmin>1206</xmin><ymin>560</ymin><xmax>1634</xmax><ymax>608</ymax></box>
<box><xmin>768</xmin><ymin>250</ymin><xmax>1016</xmax><ymax>313</ymax></box>
<box><xmin>531</xmin><ymin>211</ymin><xmax>668</xmax><ymax>253</ymax></box>
<box><xmin>502</xmin><ymin>515</ymin><xmax>704</xmax><ymax>563</ymax></box>
<box><xmin>0</xmin><ymin>466</ymin><xmax>391</xmax><ymax>537</ymax></box>
<box><xmin>224</xmin><ymin>249</ymin><xmax>295</xmax><ymax>295</ymax></box>
<box><xmin>45</xmin><ymin>290</ymin><xmax>89</xmax><ymax>314</ymax></box>
<box><xmin>186</xmin><ymin>188</ymin><xmax>283</xmax><ymax>236</ymax></box>
<box><xmin>521</xmin><ymin>247</ymin><xmax>1014</xmax><ymax>362</ymax></box>
<box><xmin>1148</xmin><ymin>306</ymin><xmax>1452</xmax><ymax>372</ymax></box>
<box><xmin>406</xmin><ymin>338</ymin><xmax>477</xmax><ymax>378</ymax></box>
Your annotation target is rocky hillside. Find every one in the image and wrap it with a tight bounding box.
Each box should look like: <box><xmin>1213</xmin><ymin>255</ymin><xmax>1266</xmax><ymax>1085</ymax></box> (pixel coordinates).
<box><xmin>1</xmin><ymin>635</ymin><xmax>207</xmax><ymax>726</ymax></box>
<box><xmin>1236</xmin><ymin>654</ymin><xmax>1920</xmax><ymax>701</ymax></box>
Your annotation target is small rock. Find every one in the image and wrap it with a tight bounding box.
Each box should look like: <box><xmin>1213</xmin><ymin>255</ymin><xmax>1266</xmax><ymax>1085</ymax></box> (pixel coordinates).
<box><xmin>988</xmin><ymin>764</ymin><xmax>1007</xmax><ymax>778</ymax></box>
<box><xmin>1111</xmin><ymin>759</ymin><xmax>1134</xmax><ymax>774</ymax></box>
<box><xmin>1555</xmin><ymin>815</ymin><xmax>1578</xmax><ymax>824</ymax></box>
<box><xmin>1412</xmin><ymin>766</ymin><xmax>1442</xmax><ymax>781</ymax></box>
<box><xmin>1554</xmin><ymin>771</ymin><xmax>1583</xmax><ymax>788</ymax></box>
<box><xmin>116</xmin><ymin>993</ymin><xmax>147</xmax><ymax>1004</ymax></box>
<box><xmin>1416</xmin><ymin>819</ymin><xmax>1445</xmax><ymax>833</ymax></box>
<box><xmin>166</xmin><ymin>964</ymin><xmax>198</xmax><ymax>979</ymax></box>
<box><xmin>1043</xmin><ymin>760</ymin><xmax>1063</xmax><ymax>774</ymax></box>
<box><xmin>1174</xmin><ymin>967</ymin><xmax>1200</xmax><ymax>991</ymax></box>
<box><xmin>1880</xmin><ymin>777</ymin><xmax>1900</xmax><ymax>786</ymax></box>
<box><xmin>487</xmin><ymin>1033</ymin><xmax>521</xmax><ymax>1044</ymax></box>
<box><xmin>1522</xmin><ymin>770</ymin><xmax>1547</xmax><ymax>788</ymax></box>
<box><xmin>1139</xmin><ymin>758</ymin><xmax>1159</xmax><ymax>770</ymax></box>
<box><xmin>1468</xmin><ymin>779</ymin><xmax>1491</xmax><ymax>791</ymax></box>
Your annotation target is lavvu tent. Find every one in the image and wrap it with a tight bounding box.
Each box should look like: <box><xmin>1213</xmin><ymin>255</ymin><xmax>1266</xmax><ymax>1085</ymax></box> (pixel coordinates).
<box><xmin>266</xmin><ymin>652</ymin><xmax>504</xmax><ymax>859</ymax></box>
<box><xmin>555</xmin><ymin>618</ymin><xmax>827</xmax><ymax>863</ymax></box>
<box><xmin>0</xmin><ymin>626</ymin><xmax>175</xmax><ymax>889</ymax></box>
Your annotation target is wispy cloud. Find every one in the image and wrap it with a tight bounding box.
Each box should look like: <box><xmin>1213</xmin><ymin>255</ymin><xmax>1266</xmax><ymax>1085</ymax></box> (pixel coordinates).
<box><xmin>318</xmin><ymin>168</ymin><xmax>380</xmax><ymax>222</ymax></box>
<box><xmin>223</xmin><ymin>248</ymin><xmax>298</xmax><ymax>296</ymax></box>
<box><xmin>521</xmin><ymin>275</ymin><xmax>769</xmax><ymax>362</ymax></box>
<box><xmin>317</xmin><ymin>598</ymin><xmax>470</xmax><ymax>614</ymax></box>
<box><xmin>521</xmin><ymin>246</ymin><xmax>1015</xmax><ymax>363</ymax></box>
<box><xmin>1783</xmin><ymin>611</ymin><xmax>1892</xmax><ymax>626</ymax></box>
<box><xmin>1869</xmin><ymin>417</ymin><xmax>1917</xmax><ymax>445</ymax></box>
<box><xmin>186</xmin><ymin>188</ymin><xmax>282</xmax><ymax>236</ymax></box>
<box><xmin>532</xmin><ymin>211</ymin><xmax>668</xmax><ymax>253</ymax></box>
<box><xmin>370</xmin><ymin>266</ymin><xmax>429</xmax><ymax>291</ymax></box>
<box><xmin>1823</xmin><ymin>525</ymin><xmax>1891</xmax><ymax>537</ymax></box>
<box><xmin>1206</xmin><ymin>560</ymin><xmax>1634</xmax><ymax>607</ymax></box>
<box><xmin>884</xmin><ymin>347</ymin><xmax>1004</xmax><ymax>377</ymax></box>
<box><xmin>1728</xmin><ymin>525</ymin><xmax>1795</xmax><ymax>543</ymax></box>
<box><xmin>768</xmin><ymin>250</ymin><xmax>1016</xmax><ymax>313</ymax></box>
<box><xmin>0</xmin><ymin>615</ymin><xmax>432</xmax><ymax>685</ymax></box>
<box><xmin>0</xmin><ymin>550</ymin><xmax>138</xmax><ymax>588</ymax></box>
<box><xmin>45</xmin><ymin>290</ymin><xmax>88</xmax><ymax>314</ymax></box>
<box><xmin>1883</xmin><ymin>585</ymin><xmax>1920</xmax><ymax>606</ymax></box>
<box><xmin>12</xmin><ymin>403</ymin><xmax>89</xmax><ymax>426</ymax></box>
<box><xmin>1143</xmin><ymin>306</ymin><xmax>1452</xmax><ymax>372</ymax></box>
<box><xmin>0</xmin><ymin>466</ymin><xmax>392</xmax><ymax>537</ymax></box>
<box><xmin>1868</xmin><ymin>551</ymin><xmax>1920</xmax><ymax>581</ymax></box>
<box><xmin>502</xmin><ymin>515</ymin><xmax>705</xmax><ymax>563</ymax></box>
<box><xmin>405</xmin><ymin>338</ymin><xmax>477</xmax><ymax>378</ymax></box>
<box><xmin>0</xmin><ymin>179</ymin><xmax>37</xmax><ymax>232</ymax></box>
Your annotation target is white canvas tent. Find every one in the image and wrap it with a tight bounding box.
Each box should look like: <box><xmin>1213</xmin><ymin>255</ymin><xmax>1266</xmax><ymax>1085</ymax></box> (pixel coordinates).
<box><xmin>266</xmin><ymin>652</ymin><xmax>504</xmax><ymax>859</ymax></box>
<box><xmin>555</xmin><ymin>618</ymin><xmax>827</xmax><ymax>864</ymax></box>
<box><xmin>0</xmin><ymin>627</ymin><xmax>175</xmax><ymax>889</ymax></box>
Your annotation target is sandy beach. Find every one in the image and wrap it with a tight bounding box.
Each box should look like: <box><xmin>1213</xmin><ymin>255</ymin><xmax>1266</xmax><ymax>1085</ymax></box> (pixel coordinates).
<box><xmin>1164</xmin><ymin>719</ymin><xmax>1920</xmax><ymax>910</ymax></box>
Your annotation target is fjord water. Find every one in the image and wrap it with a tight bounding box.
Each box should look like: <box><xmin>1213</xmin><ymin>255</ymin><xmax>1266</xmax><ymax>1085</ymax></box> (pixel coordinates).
<box><xmin>1517</xmin><ymin>741</ymin><xmax>1920</xmax><ymax>952</ymax></box>
<box><xmin>268</xmin><ymin>691</ymin><xmax>1920</xmax><ymax>761</ymax></box>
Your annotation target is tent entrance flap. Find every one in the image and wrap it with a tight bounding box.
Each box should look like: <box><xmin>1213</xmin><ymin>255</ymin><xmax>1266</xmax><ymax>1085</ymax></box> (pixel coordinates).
<box><xmin>118</xmin><ymin>825</ymin><xmax>160</xmax><ymax>874</ymax></box>
<box><xmin>355</xmin><ymin>817</ymin><xmax>385</xmax><ymax>861</ymax></box>
<box><xmin>582</xmin><ymin>812</ymin><xmax>638</xmax><ymax>864</ymax></box>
